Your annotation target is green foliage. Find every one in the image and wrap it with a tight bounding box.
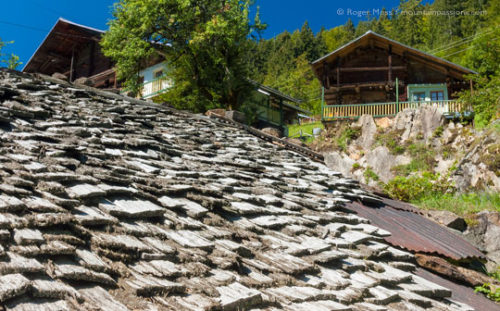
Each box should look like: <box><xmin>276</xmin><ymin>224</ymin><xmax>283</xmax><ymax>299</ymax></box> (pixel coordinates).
<box><xmin>383</xmin><ymin>172</ymin><xmax>451</xmax><ymax>201</ymax></box>
<box><xmin>101</xmin><ymin>0</ymin><xmax>265</xmax><ymax>112</ymax></box>
<box><xmin>375</xmin><ymin>130</ymin><xmax>405</xmax><ymax>154</ymax></box>
<box><xmin>475</xmin><ymin>267</ymin><xmax>500</xmax><ymax>302</ymax></box>
<box><xmin>0</xmin><ymin>38</ymin><xmax>22</xmax><ymax>69</ymax></box>
<box><xmin>351</xmin><ymin>162</ymin><xmax>361</xmax><ymax>171</ymax></box>
<box><xmin>336</xmin><ymin>127</ymin><xmax>361</xmax><ymax>152</ymax></box>
<box><xmin>364</xmin><ymin>167</ymin><xmax>379</xmax><ymax>183</ymax></box>
<box><xmin>433</xmin><ymin>126</ymin><xmax>444</xmax><ymax>138</ymax></box>
<box><xmin>475</xmin><ymin>283</ymin><xmax>500</xmax><ymax>302</ymax></box>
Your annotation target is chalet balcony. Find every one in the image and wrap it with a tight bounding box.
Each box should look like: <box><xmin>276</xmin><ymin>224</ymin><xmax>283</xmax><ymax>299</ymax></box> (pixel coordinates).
<box><xmin>322</xmin><ymin>100</ymin><xmax>472</xmax><ymax>121</ymax></box>
<box><xmin>139</xmin><ymin>77</ymin><xmax>171</xmax><ymax>99</ymax></box>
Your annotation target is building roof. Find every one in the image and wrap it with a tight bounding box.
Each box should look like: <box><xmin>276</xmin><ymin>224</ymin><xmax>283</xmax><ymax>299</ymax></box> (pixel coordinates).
<box><xmin>311</xmin><ymin>31</ymin><xmax>477</xmax><ymax>80</ymax></box>
<box><xmin>346</xmin><ymin>199</ymin><xmax>485</xmax><ymax>261</ymax></box>
<box><xmin>0</xmin><ymin>68</ymin><xmax>486</xmax><ymax>310</ymax></box>
<box><xmin>250</xmin><ymin>80</ymin><xmax>312</xmax><ymax>115</ymax></box>
<box><xmin>23</xmin><ymin>18</ymin><xmax>105</xmax><ymax>75</ymax></box>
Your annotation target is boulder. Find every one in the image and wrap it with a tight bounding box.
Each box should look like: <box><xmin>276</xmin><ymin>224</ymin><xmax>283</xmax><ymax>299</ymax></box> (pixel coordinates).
<box><xmin>261</xmin><ymin>127</ymin><xmax>282</xmax><ymax>138</ymax></box>
<box><xmin>426</xmin><ymin>210</ymin><xmax>467</xmax><ymax>232</ymax></box>
<box><xmin>354</xmin><ymin>114</ymin><xmax>377</xmax><ymax>151</ymax></box>
<box><xmin>51</xmin><ymin>72</ymin><xmax>68</xmax><ymax>81</ymax></box>
<box><xmin>364</xmin><ymin>146</ymin><xmax>394</xmax><ymax>183</ymax></box>
<box><xmin>324</xmin><ymin>151</ymin><xmax>355</xmax><ymax>177</ymax></box>
<box><xmin>73</xmin><ymin>77</ymin><xmax>94</xmax><ymax>87</ymax></box>
<box><xmin>205</xmin><ymin>109</ymin><xmax>226</xmax><ymax>117</ymax></box>
<box><xmin>463</xmin><ymin>211</ymin><xmax>500</xmax><ymax>272</ymax></box>
<box><xmin>375</xmin><ymin>117</ymin><xmax>393</xmax><ymax>129</ymax></box>
<box><xmin>393</xmin><ymin>106</ymin><xmax>444</xmax><ymax>142</ymax></box>
<box><xmin>224</xmin><ymin>110</ymin><xmax>246</xmax><ymax>124</ymax></box>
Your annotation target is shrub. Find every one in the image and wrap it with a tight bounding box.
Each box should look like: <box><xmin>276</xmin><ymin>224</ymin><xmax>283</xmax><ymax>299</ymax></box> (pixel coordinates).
<box><xmin>433</xmin><ymin>126</ymin><xmax>444</xmax><ymax>138</ymax></box>
<box><xmin>336</xmin><ymin>127</ymin><xmax>361</xmax><ymax>152</ymax></box>
<box><xmin>351</xmin><ymin>163</ymin><xmax>361</xmax><ymax>171</ymax></box>
<box><xmin>374</xmin><ymin>130</ymin><xmax>405</xmax><ymax>154</ymax></box>
<box><xmin>383</xmin><ymin>172</ymin><xmax>451</xmax><ymax>202</ymax></box>
<box><xmin>364</xmin><ymin>167</ymin><xmax>379</xmax><ymax>183</ymax></box>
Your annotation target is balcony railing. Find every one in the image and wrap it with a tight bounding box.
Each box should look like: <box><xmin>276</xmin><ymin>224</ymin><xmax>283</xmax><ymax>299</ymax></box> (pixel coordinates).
<box><xmin>322</xmin><ymin>100</ymin><xmax>471</xmax><ymax>121</ymax></box>
<box><xmin>139</xmin><ymin>77</ymin><xmax>171</xmax><ymax>99</ymax></box>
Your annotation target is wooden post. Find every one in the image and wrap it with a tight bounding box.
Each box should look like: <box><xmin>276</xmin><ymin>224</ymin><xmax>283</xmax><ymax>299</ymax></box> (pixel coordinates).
<box><xmin>88</xmin><ymin>41</ymin><xmax>95</xmax><ymax>77</ymax></box>
<box><xmin>69</xmin><ymin>46</ymin><xmax>75</xmax><ymax>83</ymax></box>
<box><xmin>279</xmin><ymin>99</ymin><xmax>284</xmax><ymax>127</ymax></box>
<box><xmin>388</xmin><ymin>45</ymin><xmax>392</xmax><ymax>82</ymax></box>
<box><xmin>396</xmin><ymin>77</ymin><xmax>399</xmax><ymax>113</ymax></box>
<box><xmin>321</xmin><ymin>87</ymin><xmax>325</xmax><ymax>121</ymax></box>
<box><xmin>336</xmin><ymin>57</ymin><xmax>341</xmax><ymax>87</ymax></box>
<box><xmin>113</xmin><ymin>70</ymin><xmax>118</xmax><ymax>89</ymax></box>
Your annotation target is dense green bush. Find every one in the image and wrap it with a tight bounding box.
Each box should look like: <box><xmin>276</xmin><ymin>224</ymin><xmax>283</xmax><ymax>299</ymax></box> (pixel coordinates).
<box><xmin>383</xmin><ymin>172</ymin><xmax>451</xmax><ymax>202</ymax></box>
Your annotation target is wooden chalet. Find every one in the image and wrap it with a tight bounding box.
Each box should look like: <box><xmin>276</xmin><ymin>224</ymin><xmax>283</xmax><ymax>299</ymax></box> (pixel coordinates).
<box><xmin>311</xmin><ymin>31</ymin><xmax>476</xmax><ymax>121</ymax></box>
<box><xmin>23</xmin><ymin>18</ymin><xmax>117</xmax><ymax>88</ymax></box>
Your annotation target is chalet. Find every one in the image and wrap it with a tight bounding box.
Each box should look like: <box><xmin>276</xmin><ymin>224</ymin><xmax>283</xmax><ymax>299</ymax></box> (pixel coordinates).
<box><xmin>23</xmin><ymin>18</ymin><xmax>117</xmax><ymax>88</ymax></box>
<box><xmin>24</xmin><ymin>18</ymin><xmax>308</xmax><ymax>128</ymax></box>
<box><xmin>311</xmin><ymin>31</ymin><xmax>476</xmax><ymax>121</ymax></box>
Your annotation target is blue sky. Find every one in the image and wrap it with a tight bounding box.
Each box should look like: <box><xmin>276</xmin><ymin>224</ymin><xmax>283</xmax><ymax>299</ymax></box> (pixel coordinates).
<box><xmin>0</xmin><ymin>0</ymin><xmax>404</xmax><ymax>67</ymax></box>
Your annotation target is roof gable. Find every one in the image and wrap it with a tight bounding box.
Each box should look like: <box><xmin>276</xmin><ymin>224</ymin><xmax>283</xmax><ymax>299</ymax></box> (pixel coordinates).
<box><xmin>311</xmin><ymin>31</ymin><xmax>477</xmax><ymax>79</ymax></box>
<box><xmin>23</xmin><ymin>18</ymin><xmax>105</xmax><ymax>75</ymax></box>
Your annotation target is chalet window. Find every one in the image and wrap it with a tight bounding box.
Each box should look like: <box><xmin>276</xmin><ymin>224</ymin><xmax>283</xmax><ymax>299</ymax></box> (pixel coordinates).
<box><xmin>154</xmin><ymin>70</ymin><xmax>164</xmax><ymax>79</ymax></box>
<box><xmin>430</xmin><ymin>91</ymin><xmax>444</xmax><ymax>101</ymax></box>
<box><xmin>412</xmin><ymin>92</ymin><xmax>426</xmax><ymax>101</ymax></box>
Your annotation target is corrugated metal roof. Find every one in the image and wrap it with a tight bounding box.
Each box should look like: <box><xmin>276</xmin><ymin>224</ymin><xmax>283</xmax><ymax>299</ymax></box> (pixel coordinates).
<box><xmin>415</xmin><ymin>268</ymin><xmax>500</xmax><ymax>311</ymax></box>
<box><xmin>346</xmin><ymin>199</ymin><xmax>485</xmax><ymax>261</ymax></box>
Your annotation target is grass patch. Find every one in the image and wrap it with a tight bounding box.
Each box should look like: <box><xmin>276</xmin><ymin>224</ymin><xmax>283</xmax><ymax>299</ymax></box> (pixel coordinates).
<box><xmin>374</xmin><ymin>130</ymin><xmax>405</xmax><ymax>154</ymax></box>
<box><xmin>287</xmin><ymin>122</ymin><xmax>324</xmax><ymax>138</ymax></box>
<box><xmin>413</xmin><ymin>192</ymin><xmax>500</xmax><ymax>216</ymax></box>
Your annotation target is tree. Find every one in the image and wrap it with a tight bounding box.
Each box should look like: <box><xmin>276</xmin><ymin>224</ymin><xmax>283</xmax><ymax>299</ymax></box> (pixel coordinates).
<box><xmin>0</xmin><ymin>38</ymin><xmax>22</xmax><ymax>69</ymax></box>
<box><xmin>458</xmin><ymin>25</ymin><xmax>500</xmax><ymax>127</ymax></box>
<box><xmin>101</xmin><ymin>0</ymin><xmax>265</xmax><ymax>112</ymax></box>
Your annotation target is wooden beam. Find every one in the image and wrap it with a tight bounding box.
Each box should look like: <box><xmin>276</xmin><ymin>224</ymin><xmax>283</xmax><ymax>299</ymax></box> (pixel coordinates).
<box><xmin>339</xmin><ymin>66</ymin><xmax>405</xmax><ymax>72</ymax></box>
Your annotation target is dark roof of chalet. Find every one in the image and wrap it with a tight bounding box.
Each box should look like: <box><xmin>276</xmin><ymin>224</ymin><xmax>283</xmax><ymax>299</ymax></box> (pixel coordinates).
<box><xmin>249</xmin><ymin>80</ymin><xmax>311</xmax><ymax>115</ymax></box>
<box><xmin>23</xmin><ymin>18</ymin><xmax>105</xmax><ymax>75</ymax></box>
<box><xmin>0</xmin><ymin>68</ymin><xmax>489</xmax><ymax>310</ymax></box>
<box><xmin>311</xmin><ymin>31</ymin><xmax>477</xmax><ymax>80</ymax></box>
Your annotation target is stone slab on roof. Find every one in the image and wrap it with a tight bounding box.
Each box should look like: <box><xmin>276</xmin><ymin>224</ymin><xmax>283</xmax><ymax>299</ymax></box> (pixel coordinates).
<box><xmin>0</xmin><ymin>69</ymin><xmax>484</xmax><ymax>310</ymax></box>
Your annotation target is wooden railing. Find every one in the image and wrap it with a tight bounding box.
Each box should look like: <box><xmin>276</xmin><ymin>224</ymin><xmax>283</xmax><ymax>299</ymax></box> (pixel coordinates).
<box><xmin>140</xmin><ymin>77</ymin><xmax>171</xmax><ymax>99</ymax></box>
<box><xmin>322</xmin><ymin>100</ymin><xmax>471</xmax><ymax>121</ymax></box>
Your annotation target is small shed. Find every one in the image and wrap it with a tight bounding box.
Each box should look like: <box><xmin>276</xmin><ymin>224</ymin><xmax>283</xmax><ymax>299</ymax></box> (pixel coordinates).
<box><xmin>243</xmin><ymin>81</ymin><xmax>311</xmax><ymax>128</ymax></box>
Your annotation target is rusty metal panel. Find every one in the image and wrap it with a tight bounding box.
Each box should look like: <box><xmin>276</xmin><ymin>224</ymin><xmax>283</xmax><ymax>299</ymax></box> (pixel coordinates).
<box><xmin>415</xmin><ymin>268</ymin><xmax>500</xmax><ymax>311</ymax></box>
<box><xmin>346</xmin><ymin>201</ymin><xmax>485</xmax><ymax>261</ymax></box>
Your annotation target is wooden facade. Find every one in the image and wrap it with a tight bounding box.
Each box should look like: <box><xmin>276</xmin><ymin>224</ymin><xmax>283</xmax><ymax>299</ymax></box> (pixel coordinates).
<box><xmin>311</xmin><ymin>31</ymin><xmax>476</xmax><ymax>119</ymax></box>
<box><xmin>23</xmin><ymin>18</ymin><xmax>117</xmax><ymax>88</ymax></box>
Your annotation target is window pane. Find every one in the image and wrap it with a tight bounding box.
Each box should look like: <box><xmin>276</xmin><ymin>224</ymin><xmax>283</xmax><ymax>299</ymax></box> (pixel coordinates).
<box><xmin>413</xmin><ymin>92</ymin><xmax>425</xmax><ymax>101</ymax></box>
